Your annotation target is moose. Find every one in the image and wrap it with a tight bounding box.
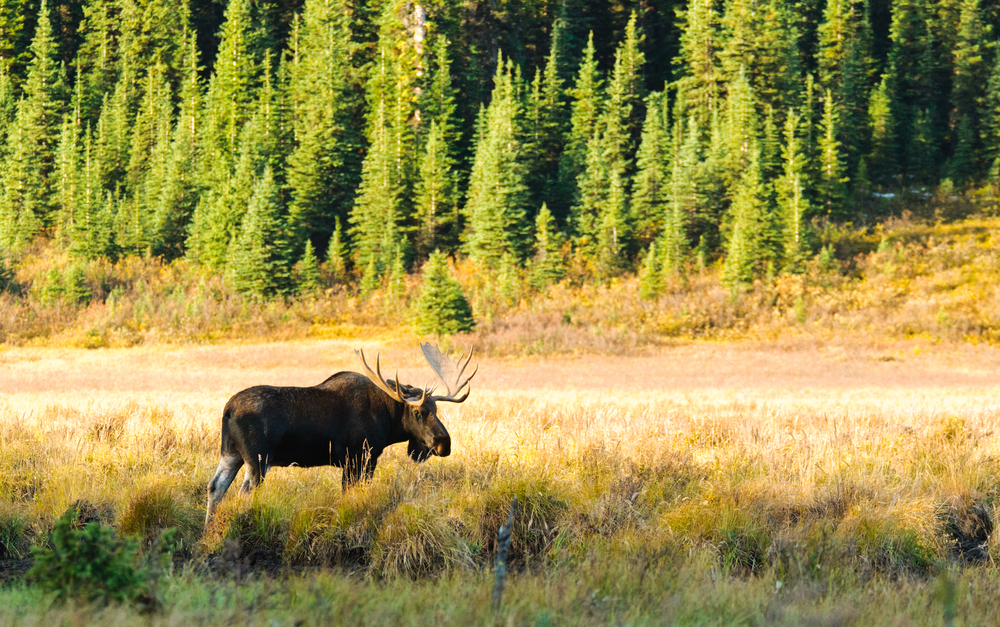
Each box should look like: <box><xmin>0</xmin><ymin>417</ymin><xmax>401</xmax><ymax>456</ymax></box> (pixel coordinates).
<box><xmin>204</xmin><ymin>342</ymin><xmax>477</xmax><ymax>528</ymax></box>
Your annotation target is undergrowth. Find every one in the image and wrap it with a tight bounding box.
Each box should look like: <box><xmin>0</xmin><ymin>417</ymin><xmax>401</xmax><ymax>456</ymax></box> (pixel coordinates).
<box><xmin>3</xmin><ymin>212</ymin><xmax>1000</xmax><ymax>353</ymax></box>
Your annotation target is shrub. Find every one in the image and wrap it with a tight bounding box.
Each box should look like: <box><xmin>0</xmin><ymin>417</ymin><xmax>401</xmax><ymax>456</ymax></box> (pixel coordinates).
<box><xmin>414</xmin><ymin>250</ymin><xmax>475</xmax><ymax>336</ymax></box>
<box><xmin>29</xmin><ymin>507</ymin><xmax>175</xmax><ymax>605</ymax></box>
<box><xmin>119</xmin><ymin>484</ymin><xmax>198</xmax><ymax>545</ymax></box>
<box><xmin>370</xmin><ymin>503</ymin><xmax>473</xmax><ymax>577</ymax></box>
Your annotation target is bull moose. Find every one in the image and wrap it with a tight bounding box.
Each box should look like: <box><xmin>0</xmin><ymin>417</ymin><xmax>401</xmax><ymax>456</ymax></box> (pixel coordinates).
<box><xmin>204</xmin><ymin>342</ymin><xmax>477</xmax><ymax>528</ymax></box>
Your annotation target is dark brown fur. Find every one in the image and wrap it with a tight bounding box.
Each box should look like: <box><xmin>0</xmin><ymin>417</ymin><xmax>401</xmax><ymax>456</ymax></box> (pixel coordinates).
<box><xmin>205</xmin><ymin>372</ymin><xmax>450</xmax><ymax>528</ymax></box>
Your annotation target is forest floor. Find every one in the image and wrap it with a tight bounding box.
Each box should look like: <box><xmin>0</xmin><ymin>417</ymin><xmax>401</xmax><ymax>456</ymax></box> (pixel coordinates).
<box><xmin>2</xmin><ymin>338</ymin><xmax>1000</xmax><ymax>624</ymax></box>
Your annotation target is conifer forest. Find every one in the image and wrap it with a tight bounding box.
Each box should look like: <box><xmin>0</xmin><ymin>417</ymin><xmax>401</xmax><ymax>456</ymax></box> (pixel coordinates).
<box><xmin>9</xmin><ymin>3</ymin><xmax>1000</xmax><ymax>624</ymax></box>
<box><xmin>2</xmin><ymin>0</ymin><xmax>1000</xmax><ymax>304</ymax></box>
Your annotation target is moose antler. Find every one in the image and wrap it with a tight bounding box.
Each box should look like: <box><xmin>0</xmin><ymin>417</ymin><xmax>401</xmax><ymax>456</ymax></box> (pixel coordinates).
<box><xmin>420</xmin><ymin>342</ymin><xmax>478</xmax><ymax>403</ymax></box>
<box><xmin>355</xmin><ymin>349</ymin><xmax>435</xmax><ymax>407</ymax></box>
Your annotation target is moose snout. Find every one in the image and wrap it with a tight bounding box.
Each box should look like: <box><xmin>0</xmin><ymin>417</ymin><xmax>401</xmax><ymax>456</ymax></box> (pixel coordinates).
<box><xmin>433</xmin><ymin>437</ymin><xmax>451</xmax><ymax>457</ymax></box>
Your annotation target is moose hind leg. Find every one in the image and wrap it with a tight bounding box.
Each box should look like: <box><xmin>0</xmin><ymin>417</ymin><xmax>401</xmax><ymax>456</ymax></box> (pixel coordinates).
<box><xmin>206</xmin><ymin>454</ymin><xmax>244</xmax><ymax>529</ymax></box>
<box><xmin>238</xmin><ymin>455</ymin><xmax>267</xmax><ymax>495</ymax></box>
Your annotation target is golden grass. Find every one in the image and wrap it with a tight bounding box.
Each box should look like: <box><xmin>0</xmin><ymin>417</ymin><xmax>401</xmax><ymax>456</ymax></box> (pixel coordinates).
<box><xmin>2</xmin><ymin>340</ymin><xmax>1000</xmax><ymax>623</ymax></box>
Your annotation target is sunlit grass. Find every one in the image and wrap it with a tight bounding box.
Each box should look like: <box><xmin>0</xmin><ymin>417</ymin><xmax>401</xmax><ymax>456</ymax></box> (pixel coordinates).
<box><xmin>1</xmin><ymin>343</ymin><xmax>1000</xmax><ymax>623</ymax></box>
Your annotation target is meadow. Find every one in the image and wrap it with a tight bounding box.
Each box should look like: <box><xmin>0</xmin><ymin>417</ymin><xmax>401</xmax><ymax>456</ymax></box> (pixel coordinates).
<box><xmin>0</xmin><ymin>338</ymin><xmax>999</xmax><ymax>625</ymax></box>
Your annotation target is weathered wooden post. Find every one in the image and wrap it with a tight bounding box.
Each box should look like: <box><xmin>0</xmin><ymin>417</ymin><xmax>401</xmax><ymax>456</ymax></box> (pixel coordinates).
<box><xmin>491</xmin><ymin>496</ymin><xmax>518</xmax><ymax>611</ymax></box>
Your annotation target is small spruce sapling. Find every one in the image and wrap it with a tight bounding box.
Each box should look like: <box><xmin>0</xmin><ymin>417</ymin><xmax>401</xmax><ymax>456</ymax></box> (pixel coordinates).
<box><xmin>63</xmin><ymin>264</ymin><xmax>90</xmax><ymax>305</ymax></box>
<box><xmin>529</xmin><ymin>203</ymin><xmax>565</xmax><ymax>290</ymax></box>
<box><xmin>326</xmin><ymin>217</ymin><xmax>348</xmax><ymax>282</ymax></box>
<box><xmin>296</xmin><ymin>240</ymin><xmax>321</xmax><ymax>295</ymax></box>
<box><xmin>639</xmin><ymin>242</ymin><xmax>662</xmax><ymax>300</ymax></box>
<box><xmin>414</xmin><ymin>250</ymin><xmax>475</xmax><ymax>336</ymax></box>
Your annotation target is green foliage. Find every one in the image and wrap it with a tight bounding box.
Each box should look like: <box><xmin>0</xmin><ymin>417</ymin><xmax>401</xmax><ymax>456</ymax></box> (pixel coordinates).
<box><xmin>776</xmin><ymin>109</ymin><xmax>809</xmax><ymax>269</ymax></box>
<box><xmin>723</xmin><ymin>142</ymin><xmax>772</xmax><ymax>289</ymax></box>
<box><xmin>463</xmin><ymin>54</ymin><xmax>529</xmax><ymax>265</ymax></box>
<box><xmin>29</xmin><ymin>506</ymin><xmax>174</xmax><ymax>605</ymax></box>
<box><xmin>638</xmin><ymin>242</ymin><xmax>662</xmax><ymax>300</ymax></box>
<box><xmin>286</xmin><ymin>0</ymin><xmax>360</xmax><ymax>248</ymax></box>
<box><xmin>326</xmin><ymin>217</ymin><xmax>347</xmax><ymax>281</ymax></box>
<box><xmin>497</xmin><ymin>252</ymin><xmax>521</xmax><ymax>307</ymax></box>
<box><xmin>414</xmin><ymin>251</ymin><xmax>474</xmax><ymax>336</ymax></box>
<box><xmin>295</xmin><ymin>240</ymin><xmax>321</xmax><ymax>295</ymax></box>
<box><xmin>557</xmin><ymin>33</ymin><xmax>601</xmax><ymax>218</ymax></box>
<box><xmin>630</xmin><ymin>94</ymin><xmax>670</xmax><ymax>248</ymax></box>
<box><xmin>818</xmin><ymin>91</ymin><xmax>848</xmax><ymax>218</ymax></box>
<box><xmin>63</xmin><ymin>264</ymin><xmax>91</xmax><ymax>305</ymax></box>
<box><xmin>529</xmin><ymin>204</ymin><xmax>565</xmax><ymax>290</ymax></box>
<box><xmin>413</xmin><ymin>120</ymin><xmax>457</xmax><ymax>260</ymax></box>
<box><xmin>228</xmin><ymin>167</ymin><xmax>289</xmax><ymax>298</ymax></box>
<box><xmin>350</xmin><ymin>59</ymin><xmax>404</xmax><ymax>282</ymax></box>
<box><xmin>0</xmin><ymin>0</ymin><xmax>999</xmax><ymax>302</ymax></box>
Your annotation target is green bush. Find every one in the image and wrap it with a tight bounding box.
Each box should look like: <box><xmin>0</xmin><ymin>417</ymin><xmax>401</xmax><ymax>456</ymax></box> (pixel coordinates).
<box><xmin>29</xmin><ymin>507</ymin><xmax>175</xmax><ymax>605</ymax></box>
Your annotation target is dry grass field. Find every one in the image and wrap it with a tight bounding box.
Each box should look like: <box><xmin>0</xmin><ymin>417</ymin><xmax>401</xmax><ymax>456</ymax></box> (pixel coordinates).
<box><xmin>2</xmin><ymin>338</ymin><xmax>1000</xmax><ymax>625</ymax></box>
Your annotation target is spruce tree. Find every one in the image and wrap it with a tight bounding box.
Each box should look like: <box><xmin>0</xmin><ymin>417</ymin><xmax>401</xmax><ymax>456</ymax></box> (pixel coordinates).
<box><xmin>523</xmin><ymin>22</ymin><xmax>567</xmax><ymax>215</ymax></box>
<box><xmin>722</xmin><ymin>141</ymin><xmax>769</xmax><ymax>289</ymax></box>
<box><xmin>413</xmin><ymin>120</ymin><xmax>456</xmax><ymax>261</ymax></box>
<box><xmin>985</xmin><ymin>52</ymin><xmax>1000</xmax><ymax>178</ymax></box>
<box><xmin>69</xmin><ymin>126</ymin><xmax>113</xmax><ymax>259</ymax></box>
<box><xmin>350</xmin><ymin>75</ymin><xmax>403</xmax><ymax>285</ymax></box>
<box><xmin>229</xmin><ymin>166</ymin><xmax>288</xmax><ymax>298</ymax></box>
<box><xmin>94</xmin><ymin>78</ymin><xmax>130</xmax><ymax>193</ymax></box>
<box><xmin>665</xmin><ymin>114</ymin><xmax>701</xmax><ymax>274</ymax></box>
<box><xmin>286</xmin><ymin>0</ymin><xmax>363</xmax><ymax>249</ymax></box>
<box><xmin>73</xmin><ymin>0</ymin><xmax>120</xmax><ymax>123</ymax></box>
<box><xmin>718</xmin><ymin>0</ymin><xmax>800</xmax><ymax>113</ymax></box>
<box><xmin>463</xmin><ymin>53</ymin><xmax>529</xmax><ymax>265</ymax></box>
<box><xmin>529</xmin><ymin>203</ymin><xmax>565</xmax><ymax>290</ymax></box>
<box><xmin>296</xmin><ymin>239</ymin><xmax>321</xmax><ymax>295</ymax></box>
<box><xmin>776</xmin><ymin>109</ymin><xmax>809</xmax><ymax>268</ymax></box>
<box><xmin>0</xmin><ymin>63</ymin><xmax>14</xmax><ymax>151</ymax></box>
<box><xmin>199</xmin><ymin>0</ymin><xmax>261</xmax><ymax>183</ymax></box>
<box><xmin>152</xmin><ymin>35</ymin><xmax>201</xmax><ymax>258</ymax></box>
<box><xmin>886</xmin><ymin>0</ymin><xmax>948</xmax><ymax>184</ymax></box>
<box><xmin>54</xmin><ymin>112</ymin><xmax>79</xmax><ymax>244</ymax></box>
<box><xmin>556</xmin><ymin>33</ymin><xmax>601</xmax><ymax>220</ymax></box>
<box><xmin>385</xmin><ymin>245</ymin><xmax>406</xmax><ymax>307</ymax></box>
<box><xmin>0</xmin><ymin>0</ymin><xmax>65</xmax><ymax>245</ymax></box>
<box><xmin>618</xmin><ymin>11</ymin><xmax>647</xmax><ymax>143</ymax></box>
<box><xmin>723</xmin><ymin>66</ymin><xmax>757</xmax><ymax>188</ymax></box>
<box><xmin>631</xmin><ymin>91</ymin><xmax>670</xmax><ymax>248</ymax></box>
<box><xmin>818</xmin><ymin>90</ymin><xmax>847</xmax><ymax>217</ymax></box>
<box><xmin>638</xmin><ymin>242</ymin><xmax>662</xmax><ymax>300</ymax></box>
<box><xmin>188</xmin><ymin>122</ymin><xmax>262</xmax><ymax>268</ymax></box>
<box><xmin>414</xmin><ymin>250</ymin><xmax>475</xmax><ymax>336</ymax></box>
<box><xmin>675</xmin><ymin>0</ymin><xmax>721</xmax><ymax>127</ymax></box>
<box><xmin>868</xmin><ymin>75</ymin><xmax>896</xmax><ymax>187</ymax></box>
<box><xmin>0</xmin><ymin>0</ymin><xmax>32</xmax><ymax>73</ymax></box>
<box><xmin>0</xmin><ymin>101</ymin><xmax>42</xmax><ymax>248</ymax></box>
<box><xmin>951</xmin><ymin>0</ymin><xmax>988</xmax><ymax>182</ymax></box>
<box><xmin>413</xmin><ymin>36</ymin><xmax>460</xmax><ymax>258</ymax></box>
<box><xmin>326</xmin><ymin>216</ymin><xmax>347</xmax><ymax>281</ymax></box>
<box><xmin>573</xmin><ymin>31</ymin><xmax>644</xmax><ymax>277</ymax></box>
<box><xmin>63</xmin><ymin>264</ymin><xmax>91</xmax><ymax>305</ymax></box>
<box><xmin>837</xmin><ymin>11</ymin><xmax>875</xmax><ymax>181</ymax></box>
